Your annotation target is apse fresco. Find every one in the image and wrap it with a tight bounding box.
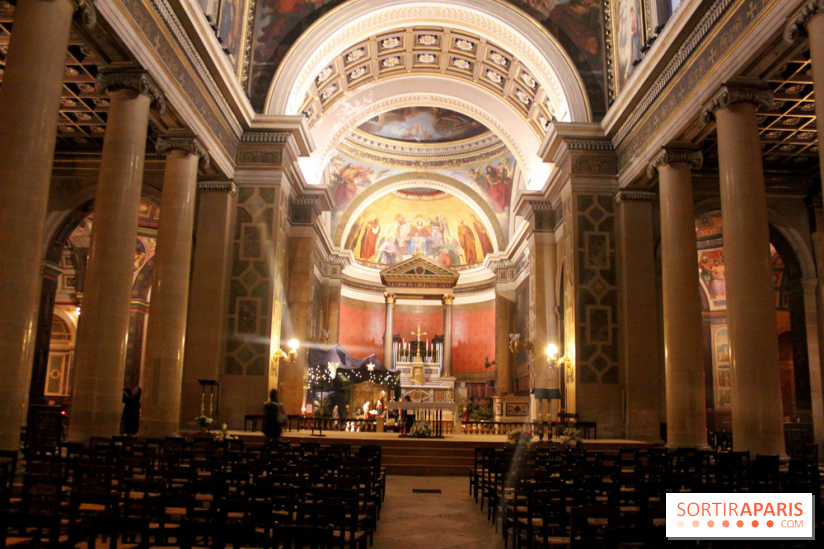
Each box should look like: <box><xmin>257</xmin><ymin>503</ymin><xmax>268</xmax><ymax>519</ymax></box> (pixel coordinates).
<box><xmin>329</xmin><ymin>153</ymin><xmax>401</xmax><ymax>215</ymax></box>
<box><xmin>344</xmin><ymin>193</ymin><xmax>495</xmax><ymax>268</ymax></box>
<box><xmin>449</xmin><ymin>153</ymin><xmax>515</xmax><ymax>239</ymax></box>
<box><xmin>357</xmin><ymin>107</ymin><xmax>489</xmax><ymax>143</ymax></box>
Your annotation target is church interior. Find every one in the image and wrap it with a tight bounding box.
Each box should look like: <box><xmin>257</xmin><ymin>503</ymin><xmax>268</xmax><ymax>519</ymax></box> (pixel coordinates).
<box><xmin>1</xmin><ymin>0</ymin><xmax>824</xmax><ymax>546</ymax></box>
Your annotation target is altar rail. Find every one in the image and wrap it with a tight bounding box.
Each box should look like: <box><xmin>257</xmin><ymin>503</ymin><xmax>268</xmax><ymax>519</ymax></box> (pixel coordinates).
<box><xmin>280</xmin><ymin>415</ymin><xmax>596</xmax><ymax>439</ymax></box>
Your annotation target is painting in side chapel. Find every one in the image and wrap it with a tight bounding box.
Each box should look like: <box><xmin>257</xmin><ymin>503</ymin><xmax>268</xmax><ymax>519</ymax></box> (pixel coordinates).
<box><xmin>343</xmin><ymin>193</ymin><xmax>495</xmax><ymax>268</ymax></box>
<box><xmin>698</xmin><ymin>247</ymin><xmax>726</xmax><ymax>311</ymax></box>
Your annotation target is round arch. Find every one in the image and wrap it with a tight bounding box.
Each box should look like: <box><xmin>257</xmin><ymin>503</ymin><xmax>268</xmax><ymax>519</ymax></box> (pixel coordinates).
<box><xmin>267</xmin><ymin>0</ymin><xmax>591</xmax><ymax>122</ymax></box>
<box><xmin>333</xmin><ymin>171</ymin><xmax>506</xmax><ymax>253</ymax></box>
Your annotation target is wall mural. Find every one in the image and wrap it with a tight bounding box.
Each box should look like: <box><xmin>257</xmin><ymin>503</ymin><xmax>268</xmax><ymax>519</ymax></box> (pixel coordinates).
<box><xmin>449</xmin><ymin>154</ymin><xmax>515</xmax><ymax>240</ymax></box>
<box><xmin>358</xmin><ymin>107</ymin><xmax>489</xmax><ymax>143</ymax></box>
<box><xmin>329</xmin><ymin>153</ymin><xmax>400</xmax><ymax>220</ymax></box>
<box><xmin>343</xmin><ymin>192</ymin><xmax>494</xmax><ymax>268</ymax></box>
<box><xmin>244</xmin><ymin>0</ymin><xmax>608</xmax><ymax>115</ymax></box>
<box><xmin>612</xmin><ymin>0</ymin><xmax>645</xmax><ymax>92</ymax></box>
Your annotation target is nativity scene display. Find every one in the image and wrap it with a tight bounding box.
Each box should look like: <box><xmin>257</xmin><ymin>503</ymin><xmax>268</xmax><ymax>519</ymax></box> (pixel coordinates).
<box><xmin>343</xmin><ymin>191</ymin><xmax>496</xmax><ymax>268</ymax></box>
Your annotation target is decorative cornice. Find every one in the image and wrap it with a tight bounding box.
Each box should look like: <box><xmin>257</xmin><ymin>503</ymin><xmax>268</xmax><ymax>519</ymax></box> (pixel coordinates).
<box><xmin>71</xmin><ymin>0</ymin><xmax>96</xmax><ymax>29</ymax></box>
<box><xmin>197</xmin><ymin>181</ymin><xmax>237</xmax><ymax>195</ymax></box>
<box><xmin>156</xmin><ymin>136</ymin><xmax>210</xmax><ymax>169</ymax></box>
<box><xmin>698</xmin><ymin>78</ymin><xmax>773</xmax><ymax>129</ymax></box>
<box><xmin>0</xmin><ymin>1</ymin><xmax>13</xmax><ymax>15</ymax></box>
<box><xmin>785</xmin><ymin>0</ymin><xmax>824</xmax><ymax>43</ymax></box>
<box><xmin>647</xmin><ymin>147</ymin><xmax>703</xmax><ymax>178</ymax></box>
<box><xmin>241</xmin><ymin>132</ymin><xmax>291</xmax><ymax>143</ymax></box>
<box><xmin>96</xmin><ymin>69</ymin><xmax>166</xmax><ymax>115</ymax></box>
<box><xmin>615</xmin><ymin>191</ymin><xmax>655</xmax><ymax>205</ymax></box>
<box><xmin>614</xmin><ymin>0</ymin><xmax>736</xmax><ymax>146</ymax></box>
<box><xmin>566</xmin><ymin>138</ymin><xmax>614</xmax><ymax>152</ymax></box>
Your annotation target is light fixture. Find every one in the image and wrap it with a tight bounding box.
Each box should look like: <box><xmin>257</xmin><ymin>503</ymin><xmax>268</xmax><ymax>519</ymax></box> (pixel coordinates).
<box><xmin>274</xmin><ymin>338</ymin><xmax>300</xmax><ymax>363</ymax></box>
<box><xmin>327</xmin><ymin>361</ymin><xmax>339</xmax><ymax>378</ymax></box>
<box><xmin>366</xmin><ymin>362</ymin><xmax>375</xmax><ymax>372</ymax></box>
<box><xmin>509</xmin><ymin>333</ymin><xmax>534</xmax><ymax>354</ymax></box>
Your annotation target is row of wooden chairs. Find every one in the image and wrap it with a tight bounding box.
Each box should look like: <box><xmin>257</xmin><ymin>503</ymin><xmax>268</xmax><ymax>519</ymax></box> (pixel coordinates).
<box><xmin>3</xmin><ymin>437</ymin><xmax>385</xmax><ymax>548</ymax></box>
<box><xmin>470</xmin><ymin>445</ymin><xmax>822</xmax><ymax>548</ymax></box>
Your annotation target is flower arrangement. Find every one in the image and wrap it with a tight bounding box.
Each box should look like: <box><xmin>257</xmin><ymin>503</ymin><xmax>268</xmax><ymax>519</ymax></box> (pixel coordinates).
<box><xmin>508</xmin><ymin>427</ymin><xmax>533</xmax><ymax>446</ymax></box>
<box><xmin>409</xmin><ymin>421</ymin><xmax>432</xmax><ymax>438</ymax></box>
<box><xmin>195</xmin><ymin>415</ymin><xmax>213</xmax><ymax>429</ymax></box>
<box><xmin>560</xmin><ymin>427</ymin><xmax>581</xmax><ymax>448</ymax></box>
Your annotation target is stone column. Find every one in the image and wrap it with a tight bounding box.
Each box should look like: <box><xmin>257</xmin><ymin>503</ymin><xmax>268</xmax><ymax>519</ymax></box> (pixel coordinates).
<box><xmin>139</xmin><ymin>137</ymin><xmax>208</xmax><ymax>437</ymax></box>
<box><xmin>383</xmin><ymin>293</ymin><xmax>396</xmax><ymax>366</ymax></box>
<box><xmin>616</xmin><ymin>190</ymin><xmax>662</xmax><ymax>442</ymax></box>
<box><xmin>648</xmin><ymin>147</ymin><xmax>708</xmax><ymax>448</ymax></box>
<box><xmin>68</xmin><ymin>70</ymin><xmax>165</xmax><ymax>443</ymax></box>
<box><xmin>0</xmin><ymin>0</ymin><xmax>95</xmax><ymax>451</ymax></box>
<box><xmin>786</xmin><ymin>1</ymin><xmax>824</xmax><ymax>190</ymax></box>
<box><xmin>181</xmin><ymin>182</ymin><xmax>237</xmax><ymax>430</ymax></box>
<box><xmin>442</xmin><ymin>294</ymin><xmax>454</xmax><ymax>377</ymax></box>
<box><xmin>701</xmin><ymin>79</ymin><xmax>785</xmax><ymax>456</ymax></box>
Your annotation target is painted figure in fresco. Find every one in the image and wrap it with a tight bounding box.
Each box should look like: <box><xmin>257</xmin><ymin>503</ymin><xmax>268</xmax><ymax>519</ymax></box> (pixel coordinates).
<box><xmin>471</xmin><ymin>214</ymin><xmax>494</xmax><ymax>257</ymax></box>
<box><xmin>630</xmin><ymin>6</ymin><xmax>643</xmax><ymax>68</ymax></box>
<box><xmin>710</xmin><ymin>258</ymin><xmax>726</xmax><ymax>299</ymax></box>
<box><xmin>377</xmin><ymin>236</ymin><xmax>402</xmax><ymax>265</ymax></box>
<box><xmin>408</xmin><ymin>217</ymin><xmax>432</xmax><ymax>256</ymax></box>
<box><xmin>457</xmin><ymin>219</ymin><xmax>478</xmax><ymax>264</ymax></box>
<box><xmin>547</xmin><ymin>0</ymin><xmax>602</xmax><ymax>70</ymax></box>
<box><xmin>430</xmin><ymin>216</ymin><xmax>444</xmax><ymax>250</ymax></box>
<box><xmin>359</xmin><ymin>217</ymin><xmax>381</xmax><ymax>261</ymax></box>
<box><xmin>699</xmin><ymin>253</ymin><xmax>714</xmax><ymax>290</ymax></box>
<box><xmin>484</xmin><ymin>165</ymin><xmax>512</xmax><ymax>213</ymax></box>
<box><xmin>345</xmin><ymin>217</ymin><xmax>364</xmax><ymax>251</ymax></box>
<box><xmin>332</xmin><ymin>161</ymin><xmax>374</xmax><ymax>209</ymax></box>
<box><xmin>396</xmin><ymin>214</ymin><xmax>410</xmax><ymax>253</ymax></box>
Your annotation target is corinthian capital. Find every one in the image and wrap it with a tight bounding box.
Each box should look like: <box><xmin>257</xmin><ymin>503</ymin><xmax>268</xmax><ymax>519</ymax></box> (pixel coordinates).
<box><xmin>699</xmin><ymin>78</ymin><xmax>773</xmax><ymax>129</ymax></box>
<box><xmin>785</xmin><ymin>0</ymin><xmax>824</xmax><ymax>43</ymax></box>
<box><xmin>156</xmin><ymin>136</ymin><xmax>210</xmax><ymax>169</ymax></box>
<box><xmin>647</xmin><ymin>146</ymin><xmax>703</xmax><ymax>178</ymax></box>
<box><xmin>72</xmin><ymin>0</ymin><xmax>96</xmax><ymax>29</ymax></box>
<box><xmin>96</xmin><ymin>68</ymin><xmax>166</xmax><ymax>115</ymax></box>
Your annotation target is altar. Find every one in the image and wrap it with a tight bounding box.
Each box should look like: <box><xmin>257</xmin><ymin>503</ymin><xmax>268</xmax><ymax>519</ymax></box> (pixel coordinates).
<box><xmin>395</xmin><ymin>326</ymin><xmax>456</xmax><ymax>405</ymax></box>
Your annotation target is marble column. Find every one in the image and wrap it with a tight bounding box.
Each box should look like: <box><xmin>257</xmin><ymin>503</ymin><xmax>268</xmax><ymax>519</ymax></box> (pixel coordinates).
<box><xmin>701</xmin><ymin>79</ymin><xmax>785</xmax><ymax>456</ymax></box>
<box><xmin>68</xmin><ymin>69</ymin><xmax>165</xmax><ymax>443</ymax></box>
<box><xmin>0</xmin><ymin>0</ymin><xmax>95</xmax><ymax>451</ymax></box>
<box><xmin>383</xmin><ymin>293</ymin><xmax>395</xmax><ymax>366</ymax></box>
<box><xmin>786</xmin><ymin>1</ymin><xmax>824</xmax><ymax>189</ymax></box>
<box><xmin>616</xmin><ymin>190</ymin><xmax>662</xmax><ymax>442</ymax></box>
<box><xmin>442</xmin><ymin>294</ymin><xmax>454</xmax><ymax>377</ymax></box>
<box><xmin>648</xmin><ymin>147</ymin><xmax>708</xmax><ymax>448</ymax></box>
<box><xmin>139</xmin><ymin>137</ymin><xmax>208</xmax><ymax>437</ymax></box>
<box><xmin>181</xmin><ymin>181</ymin><xmax>236</xmax><ymax>430</ymax></box>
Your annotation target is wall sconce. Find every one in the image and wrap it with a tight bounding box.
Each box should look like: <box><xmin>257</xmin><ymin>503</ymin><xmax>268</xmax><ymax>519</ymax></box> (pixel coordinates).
<box><xmin>509</xmin><ymin>333</ymin><xmax>534</xmax><ymax>355</ymax></box>
<box><xmin>547</xmin><ymin>343</ymin><xmax>574</xmax><ymax>381</ymax></box>
<box><xmin>275</xmin><ymin>338</ymin><xmax>300</xmax><ymax>363</ymax></box>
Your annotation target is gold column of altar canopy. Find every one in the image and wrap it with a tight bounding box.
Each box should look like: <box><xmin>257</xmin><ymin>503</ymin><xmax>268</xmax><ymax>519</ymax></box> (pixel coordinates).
<box><xmin>384</xmin><ymin>293</ymin><xmax>395</xmax><ymax>366</ymax></box>
<box><xmin>0</xmin><ymin>0</ymin><xmax>95</xmax><ymax>451</ymax></box>
<box><xmin>443</xmin><ymin>294</ymin><xmax>454</xmax><ymax>377</ymax></box>
<box><xmin>649</xmin><ymin>148</ymin><xmax>708</xmax><ymax>449</ymax></box>
<box><xmin>140</xmin><ymin>138</ymin><xmax>208</xmax><ymax>437</ymax></box>
<box><xmin>69</xmin><ymin>70</ymin><xmax>165</xmax><ymax>443</ymax></box>
<box><xmin>701</xmin><ymin>79</ymin><xmax>785</xmax><ymax>457</ymax></box>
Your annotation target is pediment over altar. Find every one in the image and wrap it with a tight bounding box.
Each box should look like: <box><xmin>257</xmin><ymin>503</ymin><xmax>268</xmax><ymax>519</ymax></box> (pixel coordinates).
<box><xmin>379</xmin><ymin>253</ymin><xmax>459</xmax><ymax>290</ymax></box>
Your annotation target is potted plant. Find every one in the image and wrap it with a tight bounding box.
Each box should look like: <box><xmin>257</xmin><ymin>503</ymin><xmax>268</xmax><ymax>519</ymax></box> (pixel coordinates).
<box><xmin>195</xmin><ymin>414</ymin><xmax>213</xmax><ymax>433</ymax></box>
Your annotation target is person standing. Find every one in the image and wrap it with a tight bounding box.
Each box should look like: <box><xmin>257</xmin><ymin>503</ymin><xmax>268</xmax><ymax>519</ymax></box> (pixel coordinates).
<box><xmin>263</xmin><ymin>389</ymin><xmax>286</xmax><ymax>444</ymax></box>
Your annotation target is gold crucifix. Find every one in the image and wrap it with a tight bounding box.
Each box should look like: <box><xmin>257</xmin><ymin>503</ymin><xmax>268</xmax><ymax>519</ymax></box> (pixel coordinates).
<box><xmin>411</xmin><ymin>325</ymin><xmax>427</xmax><ymax>361</ymax></box>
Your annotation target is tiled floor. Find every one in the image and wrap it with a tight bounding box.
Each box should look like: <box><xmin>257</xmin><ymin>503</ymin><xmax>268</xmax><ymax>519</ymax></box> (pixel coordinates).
<box><xmin>372</xmin><ymin>475</ymin><xmax>505</xmax><ymax>549</ymax></box>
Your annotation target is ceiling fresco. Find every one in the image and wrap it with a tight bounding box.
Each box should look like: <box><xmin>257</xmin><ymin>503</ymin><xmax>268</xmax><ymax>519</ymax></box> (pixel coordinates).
<box><xmin>244</xmin><ymin>0</ymin><xmax>607</xmax><ymax>115</ymax></box>
<box><xmin>356</xmin><ymin>107</ymin><xmax>490</xmax><ymax>143</ymax></box>
<box><xmin>343</xmin><ymin>192</ymin><xmax>496</xmax><ymax>269</ymax></box>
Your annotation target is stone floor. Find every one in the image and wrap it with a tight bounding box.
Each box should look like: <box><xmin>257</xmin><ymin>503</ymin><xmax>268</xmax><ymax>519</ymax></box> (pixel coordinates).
<box><xmin>372</xmin><ymin>475</ymin><xmax>505</xmax><ymax>549</ymax></box>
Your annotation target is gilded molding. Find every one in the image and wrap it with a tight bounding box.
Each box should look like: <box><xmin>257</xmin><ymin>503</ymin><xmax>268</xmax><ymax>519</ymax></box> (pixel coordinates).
<box><xmin>615</xmin><ymin>191</ymin><xmax>655</xmax><ymax>205</ymax></box>
<box><xmin>156</xmin><ymin>136</ymin><xmax>210</xmax><ymax>169</ymax></box>
<box><xmin>785</xmin><ymin>0</ymin><xmax>824</xmax><ymax>43</ymax></box>
<box><xmin>72</xmin><ymin>0</ymin><xmax>96</xmax><ymax>29</ymax></box>
<box><xmin>96</xmin><ymin>69</ymin><xmax>166</xmax><ymax>115</ymax></box>
<box><xmin>698</xmin><ymin>79</ymin><xmax>773</xmax><ymax>129</ymax></box>
<box><xmin>646</xmin><ymin>147</ymin><xmax>703</xmax><ymax>178</ymax></box>
<box><xmin>197</xmin><ymin>182</ymin><xmax>237</xmax><ymax>195</ymax></box>
<box><xmin>442</xmin><ymin>294</ymin><xmax>455</xmax><ymax>306</ymax></box>
<box><xmin>384</xmin><ymin>292</ymin><xmax>396</xmax><ymax>305</ymax></box>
